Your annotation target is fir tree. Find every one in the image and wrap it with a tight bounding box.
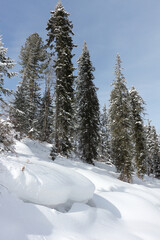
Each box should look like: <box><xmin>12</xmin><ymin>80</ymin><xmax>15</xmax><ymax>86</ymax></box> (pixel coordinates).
<box><xmin>152</xmin><ymin>126</ymin><xmax>160</xmax><ymax>179</ymax></box>
<box><xmin>10</xmin><ymin>84</ymin><xmax>29</xmax><ymax>136</ymax></box>
<box><xmin>145</xmin><ymin>122</ymin><xmax>160</xmax><ymax>178</ymax></box>
<box><xmin>129</xmin><ymin>86</ymin><xmax>146</xmax><ymax>179</ymax></box>
<box><xmin>46</xmin><ymin>1</ymin><xmax>76</xmax><ymax>158</ymax></box>
<box><xmin>0</xmin><ymin>35</ymin><xmax>16</xmax><ymax>150</ymax></box>
<box><xmin>145</xmin><ymin>121</ymin><xmax>154</xmax><ymax>175</ymax></box>
<box><xmin>109</xmin><ymin>54</ymin><xmax>133</xmax><ymax>182</ymax></box>
<box><xmin>11</xmin><ymin>33</ymin><xmax>47</xmax><ymax>138</ymax></box>
<box><xmin>0</xmin><ymin>119</ymin><xmax>14</xmax><ymax>152</ymax></box>
<box><xmin>0</xmin><ymin>35</ymin><xmax>16</xmax><ymax>107</ymax></box>
<box><xmin>76</xmin><ymin>42</ymin><xmax>100</xmax><ymax>164</ymax></box>
<box><xmin>39</xmin><ymin>59</ymin><xmax>55</xmax><ymax>142</ymax></box>
<box><xmin>98</xmin><ymin>105</ymin><xmax>110</xmax><ymax>162</ymax></box>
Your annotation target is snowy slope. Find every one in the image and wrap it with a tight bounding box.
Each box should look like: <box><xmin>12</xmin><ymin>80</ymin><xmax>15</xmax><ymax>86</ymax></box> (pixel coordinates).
<box><xmin>0</xmin><ymin>138</ymin><xmax>160</xmax><ymax>240</ymax></box>
<box><xmin>0</xmin><ymin>139</ymin><xmax>94</xmax><ymax>207</ymax></box>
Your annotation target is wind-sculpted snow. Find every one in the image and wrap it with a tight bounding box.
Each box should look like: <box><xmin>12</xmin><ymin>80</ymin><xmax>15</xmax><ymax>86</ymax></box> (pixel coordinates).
<box><xmin>0</xmin><ymin>138</ymin><xmax>160</xmax><ymax>240</ymax></box>
<box><xmin>0</xmin><ymin>140</ymin><xmax>95</xmax><ymax>207</ymax></box>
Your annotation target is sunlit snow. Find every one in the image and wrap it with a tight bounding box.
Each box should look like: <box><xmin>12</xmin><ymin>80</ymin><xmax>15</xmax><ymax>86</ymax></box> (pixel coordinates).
<box><xmin>0</xmin><ymin>138</ymin><xmax>160</xmax><ymax>240</ymax></box>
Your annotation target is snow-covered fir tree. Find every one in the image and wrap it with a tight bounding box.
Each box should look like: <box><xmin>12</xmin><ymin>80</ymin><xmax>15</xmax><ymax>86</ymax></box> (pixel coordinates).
<box><xmin>46</xmin><ymin>1</ymin><xmax>76</xmax><ymax>158</ymax></box>
<box><xmin>145</xmin><ymin>122</ymin><xmax>160</xmax><ymax>178</ymax></box>
<box><xmin>10</xmin><ymin>84</ymin><xmax>29</xmax><ymax>136</ymax></box>
<box><xmin>129</xmin><ymin>86</ymin><xmax>146</xmax><ymax>179</ymax></box>
<box><xmin>151</xmin><ymin>126</ymin><xmax>160</xmax><ymax>179</ymax></box>
<box><xmin>145</xmin><ymin>121</ymin><xmax>155</xmax><ymax>175</ymax></box>
<box><xmin>11</xmin><ymin>33</ymin><xmax>48</xmax><ymax>138</ymax></box>
<box><xmin>76</xmin><ymin>41</ymin><xmax>100</xmax><ymax>165</ymax></box>
<box><xmin>98</xmin><ymin>105</ymin><xmax>110</xmax><ymax>162</ymax></box>
<box><xmin>109</xmin><ymin>54</ymin><xmax>133</xmax><ymax>182</ymax></box>
<box><xmin>0</xmin><ymin>119</ymin><xmax>14</xmax><ymax>152</ymax></box>
<box><xmin>0</xmin><ymin>35</ymin><xmax>16</xmax><ymax>106</ymax></box>
<box><xmin>0</xmin><ymin>35</ymin><xmax>16</xmax><ymax>151</ymax></box>
<box><xmin>38</xmin><ymin>58</ymin><xmax>55</xmax><ymax>142</ymax></box>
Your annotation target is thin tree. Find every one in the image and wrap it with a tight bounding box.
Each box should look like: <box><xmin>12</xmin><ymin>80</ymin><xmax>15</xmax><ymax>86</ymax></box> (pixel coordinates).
<box><xmin>98</xmin><ymin>105</ymin><xmax>111</xmax><ymax>162</ymax></box>
<box><xmin>76</xmin><ymin>41</ymin><xmax>100</xmax><ymax>164</ymax></box>
<box><xmin>39</xmin><ymin>57</ymin><xmax>55</xmax><ymax>142</ymax></box>
<box><xmin>46</xmin><ymin>1</ymin><xmax>76</xmax><ymax>158</ymax></box>
<box><xmin>129</xmin><ymin>86</ymin><xmax>146</xmax><ymax>179</ymax></box>
<box><xmin>145</xmin><ymin>122</ymin><xmax>160</xmax><ymax>178</ymax></box>
<box><xmin>152</xmin><ymin>126</ymin><xmax>160</xmax><ymax>179</ymax></box>
<box><xmin>145</xmin><ymin>121</ymin><xmax>154</xmax><ymax>175</ymax></box>
<box><xmin>109</xmin><ymin>54</ymin><xmax>133</xmax><ymax>182</ymax></box>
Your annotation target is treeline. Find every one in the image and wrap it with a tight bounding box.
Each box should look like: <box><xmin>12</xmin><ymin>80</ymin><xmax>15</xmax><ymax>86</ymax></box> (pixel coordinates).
<box><xmin>0</xmin><ymin>1</ymin><xmax>160</xmax><ymax>182</ymax></box>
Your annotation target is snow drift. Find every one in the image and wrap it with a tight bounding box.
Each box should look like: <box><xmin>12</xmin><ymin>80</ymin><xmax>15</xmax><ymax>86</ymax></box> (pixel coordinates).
<box><xmin>0</xmin><ymin>138</ymin><xmax>160</xmax><ymax>240</ymax></box>
<box><xmin>0</xmin><ymin>139</ymin><xmax>95</xmax><ymax>207</ymax></box>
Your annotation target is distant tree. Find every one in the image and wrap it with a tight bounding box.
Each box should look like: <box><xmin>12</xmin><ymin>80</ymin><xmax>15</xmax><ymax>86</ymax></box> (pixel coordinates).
<box><xmin>0</xmin><ymin>35</ymin><xmax>16</xmax><ymax>107</ymax></box>
<box><xmin>145</xmin><ymin>122</ymin><xmax>154</xmax><ymax>175</ymax></box>
<box><xmin>11</xmin><ymin>33</ymin><xmax>48</xmax><ymax>138</ymax></box>
<box><xmin>145</xmin><ymin>122</ymin><xmax>160</xmax><ymax>178</ymax></box>
<box><xmin>151</xmin><ymin>126</ymin><xmax>160</xmax><ymax>179</ymax></box>
<box><xmin>109</xmin><ymin>54</ymin><xmax>133</xmax><ymax>182</ymax></box>
<box><xmin>46</xmin><ymin>1</ymin><xmax>76</xmax><ymax>158</ymax></box>
<box><xmin>39</xmin><ymin>58</ymin><xmax>55</xmax><ymax>142</ymax></box>
<box><xmin>98</xmin><ymin>105</ymin><xmax>110</xmax><ymax>162</ymax></box>
<box><xmin>76</xmin><ymin>42</ymin><xmax>100</xmax><ymax>164</ymax></box>
<box><xmin>129</xmin><ymin>86</ymin><xmax>146</xmax><ymax>179</ymax></box>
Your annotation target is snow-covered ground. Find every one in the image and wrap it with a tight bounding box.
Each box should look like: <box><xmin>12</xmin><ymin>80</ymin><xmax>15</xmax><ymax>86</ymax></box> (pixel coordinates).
<box><xmin>0</xmin><ymin>138</ymin><xmax>160</xmax><ymax>240</ymax></box>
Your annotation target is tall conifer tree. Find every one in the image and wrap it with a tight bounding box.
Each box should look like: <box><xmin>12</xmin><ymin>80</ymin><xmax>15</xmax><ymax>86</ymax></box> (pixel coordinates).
<box><xmin>109</xmin><ymin>54</ymin><xmax>133</xmax><ymax>182</ymax></box>
<box><xmin>145</xmin><ymin>122</ymin><xmax>160</xmax><ymax>178</ymax></box>
<box><xmin>76</xmin><ymin>42</ymin><xmax>100</xmax><ymax>164</ymax></box>
<box><xmin>11</xmin><ymin>33</ymin><xmax>47</xmax><ymax>138</ymax></box>
<box><xmin>145</xmin><ymin>121</ymin><xmax>154</xmax><ymax>175</ymax></box>
<box><xmin>152</xmin><ymin>126</ymin><xmax>160</xmax><ymax>179</ymax></box>
<box><xmin>129</xmin><ymin>86</ymin><xmax>146</xmax><ymax>178</ymax></box>
<box><xmin>46</xmin><ymin>1</ymin><xmax>75</xmax><ymax>157</ymax></box>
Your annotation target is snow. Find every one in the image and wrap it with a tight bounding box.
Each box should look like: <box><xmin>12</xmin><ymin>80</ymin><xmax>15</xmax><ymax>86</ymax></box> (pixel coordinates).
<box><xmin>0</xmin><ymin>138</ymin><xmax>160</xmax><ymax>240</ymax></box>
<box><xmin>0</xmin><ymin>139</ymin><xmax>94</xmax><ymax>207</ymax></box>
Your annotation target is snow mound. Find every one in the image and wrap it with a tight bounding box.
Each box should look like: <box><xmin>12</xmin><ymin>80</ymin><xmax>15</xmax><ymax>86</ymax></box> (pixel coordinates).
<box><xmin>1</xmin><ymin>138</ymin><xmax>160</xmax><ymax>240</ymax></box>
<box><xmin>0</xmin><ymin>139</ymin><xmax>95</xmax><ymax>207</ymax></box>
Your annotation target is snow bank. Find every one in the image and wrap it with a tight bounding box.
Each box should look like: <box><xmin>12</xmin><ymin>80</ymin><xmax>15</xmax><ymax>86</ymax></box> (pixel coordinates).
<box><xmin>0</xmin><ymin>139</ymin><xmax>95</xmax><ymax>207</ymax></box>
<box><xmin>0</xmin><ymin>186</ymin><xmax>53</xmax><ymax>240</ymax></box>
<box><xmin>0</xmin><ymin>138</ymin><xmax>160</xmax><ymax>240</ymax></box>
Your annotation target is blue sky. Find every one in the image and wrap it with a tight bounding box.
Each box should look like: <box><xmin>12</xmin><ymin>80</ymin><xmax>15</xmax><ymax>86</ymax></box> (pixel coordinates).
<box><xmin>1</xmin><ymin>0</ymin><xmax>160</xmax><ymax>131</ymax></box>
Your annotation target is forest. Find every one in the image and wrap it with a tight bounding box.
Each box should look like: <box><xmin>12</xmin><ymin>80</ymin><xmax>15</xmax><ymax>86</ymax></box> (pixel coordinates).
<box><xmin>0</xmin><ymin>0</ymin><xmax>160</xmax><ymax>183</ymax></box>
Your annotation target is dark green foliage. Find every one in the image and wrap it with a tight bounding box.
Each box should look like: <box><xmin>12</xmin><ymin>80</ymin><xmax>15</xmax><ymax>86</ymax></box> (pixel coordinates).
<box><xmin>11</xmin><ymin>33</ymin><xmax>48</xmax><ymax>138</ymax></box>
<box><xmin>145</xmin><ymin>122</ymin><xmax>160</xmax><ymax>178</ymax></box>
<box><xmin>46</xmin><ymin>1</ymin><xmax>75</xmax><ymax>157</ymax></box>
<box><xmin>98</xmin><ymin>105</ymin><xmax>111</xmax><ymax>162</ymax></box>
<box><xmin>76</xmin><ymin>42</ymin><xmax>100</xmax><ymax>165</ymax></box>
<box><xmin>38</xmin><ymin>56</ymin><xmax>55</xmax><ymax>142</ymax></box>
<box><xmin>39</xmin><ymin>90</ymin><xmax>54</xmax><ymax>142</ymax></box>
<box><xmin>130</xmin><ymin>86</ymin><xmax>146</xmax><ymax>179</ymax></box>
<box><xmin>152</xmin><ymin>127</ymin><xmax>160</xmax><ymax>179</ymax></box>
<box><xmin>10</xmin><ymin>84</ymin><xmax>29</xmax><ymax>136</ymax></box>
<box><xmin>109</xmin><ymin>54</ymin><xmax>133</xmax><ymax>182</ymax></box>
<box><xmin>145</xmin><ymin>122</ymin><xmax>155</xmax><ymax>175</ymax></box>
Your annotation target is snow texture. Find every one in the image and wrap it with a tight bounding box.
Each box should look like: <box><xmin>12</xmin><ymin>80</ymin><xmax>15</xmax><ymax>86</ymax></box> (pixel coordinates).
<box><xmin>0</xmin><ymin>139</ymin><xmax>94</xmax><ymax>207</ymax></box>
<box><xmin>0</xmin><ymin>138</ymin><xmax>160</xmax><ymax>240</ymax></box>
